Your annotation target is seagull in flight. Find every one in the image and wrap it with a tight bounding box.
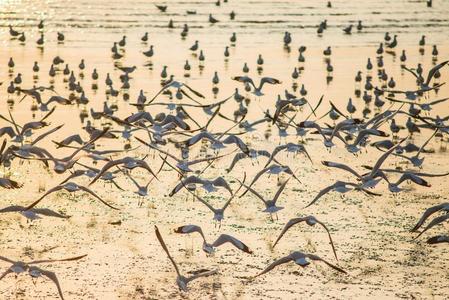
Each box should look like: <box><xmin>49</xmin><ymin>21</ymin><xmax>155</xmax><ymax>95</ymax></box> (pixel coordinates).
<box><xmin>232</xmin><ymin>76</ymin><xmax>281</xmax><ymax>96</ymax></box>
<box><xmin>174</xmin><ymin>224</ymin><xmax>253</xmax><ymax>254</ymax></box>
<box><xmin>155</xmin><ymin>225</ymin><xmax>217</xmax><ymax>292</ymax></box>
<box><xmin>272</xmin><ymin>215</ymin><xmax>339</xmax><ymax>260</ymax></box>
<box><xmin>254</xmin><ymin>251</ymin><xmax>346</xmax><ymax>277</ymax></box>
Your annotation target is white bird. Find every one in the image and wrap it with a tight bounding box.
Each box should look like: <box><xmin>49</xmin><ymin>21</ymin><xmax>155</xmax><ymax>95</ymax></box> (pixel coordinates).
<box><xmin>174</xmin><ymin>224</ymin><xmax>253</xmax><ymax>254</ymax></box>
<box><xmin>232</xmin><ymin>76</ymin><xmax>281</xmax><ymax>96</ymax></box>
<box><xmin>155</xmin><ymin>226</ymin><xmax>217</xmax><ymax>292</ymax></box>
<box><xmin>255</xmin><ymin>251</ymin><xmax>346</xmax><ymax>277</ymax></box>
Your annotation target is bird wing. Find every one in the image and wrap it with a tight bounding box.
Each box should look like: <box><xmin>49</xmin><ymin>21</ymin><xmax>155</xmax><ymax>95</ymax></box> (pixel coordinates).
<box><xmin>255</xmin><ymin>255</ymin><xmax>293</xmax><ymax>277</ymax></box>
<box><xmin>0</xmin><ymin>127</ymin><xmax>15</xmax><ymax>138</ymax></box>
<box><xmin>0</xmin><ymin>256</ymin><xmax>16</xmax><ymax>264</ymax></box>
<box><xmin>259</xmin><ymin>77</ymin><xmax>281</xmax><ymax>90</ymax></box>
<box><xmin>30</xmin><ymin>254</ymin><xmax>88</xmax><ymax>265</ymax></box>
<box><xmin>169</xmin><ymin>176</ymin><xmax>204</xmax><ymax>197</ymax></box>
<box><xmin>417</xmin><ymin>129</ymin><xmax>438</xmax><ymax>156</ymax></box>
<box><xmin>316</xmin><ymin>220</ymin><xmax>339</xmax><ymax>261</ymax></box>
<box><xmin>321</xmin><ymin>161</ymin><xmax>361</xmax><ymax>179</ymax></box>
<box><xmin>0</xmin><ymin>205</ymin><xmax>24</xmax><ymax>213</ymax></box>
<box><xmin>425</xmin><ymin>60</ymin><xmax>448</xmax><ymax>86</ymax></box>
<box><xmin>182</xmin><ymin>82</ymin><xmax>205</xmax><ymax>99</ymax></box>
<box><xmin>222</xmin><ymin>135</ymin><xmax>249</xmax><ymax>154</ymax></box>
<box><xmin>306</xmin><ymin>254</ymin><xmax>347</xmax><ymax>274</ymax></box>
<box><xmin>220</xmin><ymin>172</ymin><xmax>245</xmax><ymax>209</ymax></box>
<box><xmin>272</xmin><ymin>217</ymin><xmax>307</xmax><ymax>247</ymax></box>
<box><xmin>212</xmin><ymin>234</ymin><xmax>252</xmax><ymax>254</ymax></box>
<box><xmin>226</xmin><ymin>152</ymin><xmax>247</xmax><ymax>172</ymax></box>
<box><xmin>396</xmin><ymin>173</ymin><xmax>430</xmax><ymax>187</ymax></box>
<box><xmin>238</xmin><ymin>182</ymin><xmax>266</xmax><ymax>204</ymax></box>
<box><xmin>304</xmin><ymin>183</ymin><xmax>338</xmax><ymax>208</ymax></box>
<box><xmin>0</xmin><ymin>268</ymin><xmax>13</xmax><ymax>281</ymax></box>
<box><xmin>30</xmin><ymin>267</ymin><xmax>65</xmax><ymax>300</ymax></box>
<box><xmin>77</xmin><ymin>185</ymin><xmax>119</xmax><ymax>210</ymax></box>
<box><xmin>411</xmin><ymin>202</ymin><xmax>449</xmax><ymax>232</ymax></box>
<box><xmin>32</xmin><ymin>124</ymin><xmax>64</xmax><ymax>146</ymax></box>
<box><xmin>240</xmin><ymin>166</ymin><xmax>270</xmax><ymax>197</ymax></box>
<box><xmin>25</xmin><ymin>185</ymin><xmax>65</xmax><ymax>210</ymax></box>
<box><xmin>212</xmin><ymin>177</ymin><xmax>233</xmax><ymax>195</ymax></box>
<box><xmin>154</xmin><ymin>225</ymin><xmax>181</xmax><ymax>277</ymax></box>
<box><xmin>174</xmin><ymin>225</ymin><xmax>206</xmax><ymax>242</ymax></box>
<box><xmin>185</xmin><ymin>269</ymin><xmax>218</xmax><ymax>284</ymax></box>
<box><xmin>272</xmin><ymin>178</ymin><xmax>290</xmax><ymax>204</ymax></box>
<box><xmin>89</xmin><ymin>159</ymin><xmax>124</xmax><ymax>186</ymax></box>
<box><xmin>264</xmin><ymin>144</ymin><xmax>287</xmax><ymax>167</ymax></box>
<box><xmin>370</xmin><ymin>137</ymin><xmax>407</xmax><ymax>177</ymax></box>
<box><xmin>32</xmin><ymin>208</ymin><xmax>71</xmax><ymax>219</ymax></box>
<box><xmin>427</xmin><ymin>97</ymin><xmax>449</xmax><ymax>106</ymax></box>
<box><xmin>0</xmin><ymin>178</ymin><xmax>23</xmax><ymax>189</ymax></box>
<box><xmin>415</xmin><ymin>213</ymin><xmax>449</xmax><ymax>239</ymax></box>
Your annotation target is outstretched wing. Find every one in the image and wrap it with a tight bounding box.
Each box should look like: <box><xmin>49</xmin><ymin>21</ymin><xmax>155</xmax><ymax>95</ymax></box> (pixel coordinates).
<box><xmin>31</xmin><ymin>267</ymin><xmax>65</xmax><ymax>300</ymax></box>
<box><xmin>272</xmin><ymin>217</ymin><xmax>307</xmax><ymax>248</ymax></box>
<box><xmin>154</xmin><ymin>225</ymin><xmax>181</xmax><ymax>277</ymax></box>
<box><xmin>77</xmin><ymin>185</ymin><xmax>119</xmax><ymax>210</ymax></box>
<box><xmin>414</xmin><ymin>213</ymin><xmax>449</xmax><ymax>239</ymax></box>
<box><xmin>305</xmin><ymin>183</ymin><xmax>338</xmax><ymax>208</ymax></box>
<box><xmin>411</xmin><ymin>202</ymin><xmax>449</xmax><ymax>232</ymax></box>
<box><xmin>174</xmin><ymin>225</ymin><xmax>206</xmax><ymax>241</ymax></box>
<box><xmin>306</xmin><ymin>254</ymin><xmax>347</xmax><ymax>274</ymax></box>
<box><xmin>185</xmin><ymin>269</ymin><xmax>217</xmax><ymax>284</ymax></box>
<box><xmin>255</xmin><ymin>255</ymin><xmax>293</xmax><ymax>277</ymax></box>
<box><xmin>212</xmin><ymin>234</ymin><xmax>252</xmax><ymax>254</ymax></box>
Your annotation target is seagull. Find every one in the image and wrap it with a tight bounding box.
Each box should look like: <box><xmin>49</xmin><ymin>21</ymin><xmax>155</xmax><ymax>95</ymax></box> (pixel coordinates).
<box><xmin>240</xmin><ymin>164</ymin><xmax>301</xmax><ymax>197</ymax></box>
<box><xmin>232</xmin><ymin>76</ymin><xmax>281</xmax><ymax>96</ymax></box>
<box><xmin>402</xmin><ymin>60</ymin><xmax>448</xmax><ymax>90</ymax></box>
<box><xmin>272</xmin><ymin>215</ymin><xmax>338</xmax><ymax>260</ymax></box>
<box><xmin>343</xmin><ymin>24</ymin><xmax>352</xmax><ymax>34</ymax></box>
<box><xmin>136</xmin><ymin>137</ymin><xmax>228</xmax><ymax>173</ymax></box>
<box><xmin>174</xmin><ymin>224</ymin><xmax>253</xmax><ymax>254</ymax></box>
<box><xmin>264</xmin><ymin>142</ymin><xmax>312</xmax><ymax>166</ymax></box>
<box><xmin>0</xmin><ymin>254</ymin><xmax>87</xmax><ymax>300</ymax></box>
<box><xmin>238</xmin><ymin>178</ymin><xmax>290</xmax><ymax>220</ymax></box>
<box><xmin>155</xmin><ymin>4</ymin><xmax>167</xmax><ymax>12</ymax></box>
<box><xmin>89</xmin><ymin>157</ymin><xmax>158</xmax><ymax>186</ymax></box>
<box><xmin>169</xmin><ymin>175</ymin><xmax>233</xmax><ymax>196</ymax></box>
<box><xmin>0</xmin><ymin>205</ymin><xmax>70</xmax><ymax>221</ymax></box>
<box><xmin>154</xmin><ymin>225</ymin><xmax>217</xmax><ymax>292</ymax></box>
<box><xmin>209</xmin><ymin>14</ymin><xmax>219</xmax><ymax>24</ymax></box>
<box><xmin>133</xmin><ymin>80</ymin><xmax>205</xmax><ymax>106</ymax></box>
<box><xmin>25</xmin><ymin>182</ymin><xmax>118</xmax><ymax>210</ymax></box>
<box><xmin>388</xmin><ymin>96</ymin><xmax>449</xmax><ymax>112</ymax></box>
<box><xmin>305</xmin><ymin>180</ymin><xmax>381</xmax><ymax>208</ymax></box>
<box><xmin>8</xmin><ymin>25</ymin><xmax>21</xmax><ymax>37</ymax></box>
<box><xmin>255</xmin><ymin>251</ymin><xmax>346</xmax><ymax>277</ymax></box>
<box><xmin>12</xmin><ymin>127</ymin><xmax>108</xmax><ymax>174</ymax></box>
<box><xmin>180</xmin><ymin>174</ymin><xmax>245</xmax><ymax>226</ymax></box>
<box><xmin>225</xmin><ymin>149</ymin><xmax>274</xmax><ymax>172</ymax></box>
<box><xmin>322</xmin><ymin>137</ymin><xmax>407</xmax><ymax>188</ymax></box>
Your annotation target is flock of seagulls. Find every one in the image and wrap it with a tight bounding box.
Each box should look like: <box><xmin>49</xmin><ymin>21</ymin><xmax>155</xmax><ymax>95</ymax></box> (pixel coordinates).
<box><xmin>0</xmin><ymin>0</ymin><xmax>448</xmax><ymax>298</ymax></box>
